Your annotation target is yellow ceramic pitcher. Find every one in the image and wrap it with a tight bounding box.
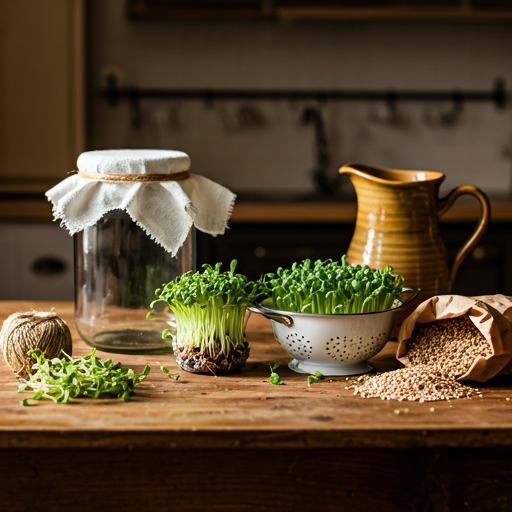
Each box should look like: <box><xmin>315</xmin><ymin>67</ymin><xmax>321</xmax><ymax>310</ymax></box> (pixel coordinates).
<box><xmin>339</xmin><ymin>163</ymin><xmax>490</xmax><ymax>302</ymax></box>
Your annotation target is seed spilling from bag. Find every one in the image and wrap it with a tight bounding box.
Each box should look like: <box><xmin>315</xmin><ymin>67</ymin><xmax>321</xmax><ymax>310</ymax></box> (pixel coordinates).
<box><xmin>401</xmin><ymin>315</ymin><xmax>492</xmax><ymax>378</ymax></box>
<box><xmin>348</xmin><ymin>314</ymin><xmax>492</xmax><ymax>402</ymax></box>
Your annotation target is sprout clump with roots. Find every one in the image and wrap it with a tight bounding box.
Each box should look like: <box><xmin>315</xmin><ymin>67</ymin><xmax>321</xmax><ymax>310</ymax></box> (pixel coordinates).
<box><xmin>151</xmin><ymin>260</ymin><xmax>265</xmax><ymax>374</ymax></box>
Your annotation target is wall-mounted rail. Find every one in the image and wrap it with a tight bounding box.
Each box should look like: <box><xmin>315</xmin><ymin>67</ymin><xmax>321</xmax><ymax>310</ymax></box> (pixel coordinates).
<box><xmin>102</xmin><ymin>78</ymin><xmax>507</xmax><ymax>109</ymax></box>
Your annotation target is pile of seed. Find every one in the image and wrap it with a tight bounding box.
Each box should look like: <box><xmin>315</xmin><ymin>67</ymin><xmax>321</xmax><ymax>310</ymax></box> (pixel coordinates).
<box><xmin>350</xmin><ymin>365</ymin><xmax>473</xmax><ymax>402</ymax></box>
<box><xmin>347</xmin><ymin>314</ymin><xmax>492</xmax><ymax>402</ymax></box>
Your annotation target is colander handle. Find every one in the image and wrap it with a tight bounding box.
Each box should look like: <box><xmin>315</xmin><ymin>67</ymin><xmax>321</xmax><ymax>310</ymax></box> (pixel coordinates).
<box><xmin>397</xmin><ymin>288</ymin><xmax>419</xmax><ymax>309</ymax></box>
<box><xmin>247</xmin><ymin>305</ymin><xmax>294</xmax><ymax>327</ymax></box>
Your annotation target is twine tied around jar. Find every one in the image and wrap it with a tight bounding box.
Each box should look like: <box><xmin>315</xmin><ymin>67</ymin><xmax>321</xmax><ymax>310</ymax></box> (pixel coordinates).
<box><xmin>48</xmin><ymin>150</ymin><xmax>236</xmax><ymax>255</ymax></box>
<box><xmin>75</xmin><ymin>170</ymin><xmax>190</xmax><ymax>182</ymax></box>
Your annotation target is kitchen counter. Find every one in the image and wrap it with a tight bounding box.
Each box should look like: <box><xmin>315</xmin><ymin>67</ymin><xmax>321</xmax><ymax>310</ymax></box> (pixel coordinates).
<box><xmin>1</xmin><ymin>301</ymin><xmax>512</xmax><ymax>511</ymax></box>
<box><xmin>2</xmin><ymin>195</ymin><xmax>512</xmax><ymax>223</ymax></box>
<box><xmin>232</xmin><ymin>198</ymin><xmax>512</xmax><ymax>223</ymax></box>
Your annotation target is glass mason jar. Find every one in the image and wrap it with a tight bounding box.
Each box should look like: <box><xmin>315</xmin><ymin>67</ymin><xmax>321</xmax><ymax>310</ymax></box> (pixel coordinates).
<box><xmin>74</xmin><ymin>209</ymin><xmax>195</xmax><ymax>354</ymax></box>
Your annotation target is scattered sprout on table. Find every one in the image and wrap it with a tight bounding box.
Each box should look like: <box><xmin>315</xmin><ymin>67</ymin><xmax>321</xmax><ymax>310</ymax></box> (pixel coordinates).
<box><xmin>268</xmin><ymin>361</ymin><xmax>285</xmax><ymax>385</ymax></box>
<box><xmin>17</xmin><ymin>348</ymin><xmax>150</xmax><ymax>405</ymax></box>
<box><xmin>308</xmin><ymin>371</ymin><xmax>325</xmax><ymax>386</ymax></box>
<box><xmin>161</xmin><ymin>365</ymin><xmax>180</xmax><ymax>380</ymax></box>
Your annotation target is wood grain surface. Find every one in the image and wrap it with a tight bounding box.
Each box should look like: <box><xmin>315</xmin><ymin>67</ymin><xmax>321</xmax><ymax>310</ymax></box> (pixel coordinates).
<box><xmin>1</xmin><ymin>301</ymin><xmax>512</xmax><ymax>450</ymax></box>
<box><xmin>3</xmin><ymin>447</ymin><xmax>512</xmax><ymax>512</ymax></box>
<box><xmin>2</xmin><ymin>301</ymin><xmax>512</xmax><ymax>512</ymax></box>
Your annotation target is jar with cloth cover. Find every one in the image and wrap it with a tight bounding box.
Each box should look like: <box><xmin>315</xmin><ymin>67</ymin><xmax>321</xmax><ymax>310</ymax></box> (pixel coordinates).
<box><xmin>46</xmin><ymin>149</ymin><xmax>235</xmax><ymax>354</ymax></box>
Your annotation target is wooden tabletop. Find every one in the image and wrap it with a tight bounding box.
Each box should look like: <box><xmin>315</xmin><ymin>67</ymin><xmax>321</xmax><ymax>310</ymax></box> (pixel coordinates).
<box><xmin>1</xmin><ymin>300</ymin><xmax>512</xmax><ymax>451</ymax></box>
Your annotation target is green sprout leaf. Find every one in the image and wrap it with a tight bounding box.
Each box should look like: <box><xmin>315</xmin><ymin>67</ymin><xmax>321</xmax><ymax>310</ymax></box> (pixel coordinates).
<box><xmin>161</xmin><ymin>366</ymin><xmax>179</xmax><ymax>380</ymax></box>
<box><xmin>260</xmin><ymin>255</ymin><xmax>404</xmax><ymax>315</ymax></box>
<box><xmin>162</xmin><ymin>329</ymin><xmax>173</xmax><ymax>340</ymax></box>
<box><xmin>33</xmin><ymin>390</ymin><xmax>44</xmax><ymax>401</ymax></box>
<box><xmin>18</xmin><ymin>349</ymin><xmax>151</xmax><ymax>405</ymax></box>
<box><xmin>307</xmin><ymin>371</ymin><xmax>325</xmax><ymax>386</ymax></box>
<box><xmin>268</xmin><ymin>362</ymin><xmax>285</xmax><ymax>385</ymax></box>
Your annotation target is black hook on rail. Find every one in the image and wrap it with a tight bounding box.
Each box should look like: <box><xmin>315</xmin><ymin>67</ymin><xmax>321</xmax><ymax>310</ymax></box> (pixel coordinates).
<box><xmin>301</xmin><ymin>106</ymin><xmax>341</xmax><ymax>197</ymax></box>
<box><xmin>102</xmin><ymin>76</ymin><xmax>507</xmax><ymax>109</ymax></box>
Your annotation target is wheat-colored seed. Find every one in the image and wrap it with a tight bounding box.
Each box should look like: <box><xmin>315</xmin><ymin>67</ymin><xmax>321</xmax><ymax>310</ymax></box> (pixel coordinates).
<box><xmin>402</xmin><ymin>315</ymin><xmax>491</xmax><ymax>378</ymax></box>
<box><xmin>347</xmin><ymin>314</ymin><xmax>491</xmax><ymax>402</ymax></box>
<box><xmin>348</xmin><ymin>365</ymin><xmax>473</xmax><ymax>402</ymax></box>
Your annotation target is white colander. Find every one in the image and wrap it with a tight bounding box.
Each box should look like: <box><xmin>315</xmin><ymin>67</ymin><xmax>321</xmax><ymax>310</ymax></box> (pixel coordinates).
<box><xmin>248</xmin><ymin>288</ymin><xmax>418</xmax><ymax>376</ymax></box>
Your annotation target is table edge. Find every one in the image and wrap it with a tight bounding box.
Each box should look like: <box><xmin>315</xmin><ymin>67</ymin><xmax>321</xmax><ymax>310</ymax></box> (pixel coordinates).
<box><xmin>2</xmin><ymin>428</ymin><xmax>512</xmax><ymax>450</ymax></box>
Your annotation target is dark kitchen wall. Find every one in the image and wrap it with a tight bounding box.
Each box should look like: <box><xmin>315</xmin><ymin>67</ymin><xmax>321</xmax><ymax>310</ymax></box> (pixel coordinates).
<box><xmin>87</xmin><ymin>0</ymin><xmax>512</xmax><ymax>197</ymax></box>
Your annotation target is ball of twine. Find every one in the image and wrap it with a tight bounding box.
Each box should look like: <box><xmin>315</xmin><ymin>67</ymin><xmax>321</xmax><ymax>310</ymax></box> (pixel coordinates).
<box><xmin>0</xmin><ymin>310</ymin><xmax>72</xmax><ymax>379</ymax></box>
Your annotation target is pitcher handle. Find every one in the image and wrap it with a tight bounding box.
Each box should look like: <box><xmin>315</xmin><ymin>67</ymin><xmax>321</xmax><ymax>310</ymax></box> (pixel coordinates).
<box><xmin>437</xmin><ymin>185</ymin><xmax>491</xmax><ymax>284</ymax></box>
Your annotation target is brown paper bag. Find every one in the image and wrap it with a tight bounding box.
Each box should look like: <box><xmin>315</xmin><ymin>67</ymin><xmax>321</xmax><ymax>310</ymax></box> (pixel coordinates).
<box><xmin>397</xmin><ymin>294</ymin><xmax>512</xmax><ymax>382</ymax></box>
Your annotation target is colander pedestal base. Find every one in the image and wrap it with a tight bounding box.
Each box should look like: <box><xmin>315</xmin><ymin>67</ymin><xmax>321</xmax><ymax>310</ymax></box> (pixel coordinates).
<box><xmin>289</xmin><ymin>359</ymin><xmax>374</xmax><ymax>377</ymax></box>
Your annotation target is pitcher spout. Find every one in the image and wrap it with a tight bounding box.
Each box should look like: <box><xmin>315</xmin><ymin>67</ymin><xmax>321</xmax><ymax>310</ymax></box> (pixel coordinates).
<box><xmin>339</xmin><ymin>162</ymin><xmax>445</xmax><ymax>186</ymax></box>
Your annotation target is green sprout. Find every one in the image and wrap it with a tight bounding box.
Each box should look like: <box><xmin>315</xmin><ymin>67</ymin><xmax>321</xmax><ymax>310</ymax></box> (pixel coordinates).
<box><xmin>268</xmin><ymin>361</ymin><xmax>285</xmax><ymax>385</ymax></box>
<box><xmin>162</xmin><ymin>329</ymin><xmax>173</xmax><ymax>340</ymax></box>
<box><xmin>308</xmin><ymin>371</ymin><xmax>325</xmax><ymax>386</ymax></box>
<box><xmin>260</xmin><ymin>255</ymin><xmax>404</xmax><ymax>315</ymax></box>
<box><xmin>161</xmin><ymin>366</ymin><xmax>180</xmax><ymax>380</ymax></box>
<box><xmin>17</xmin><ymin>349</ymin><xmax>150</xmax><ymax>404</ymax></box>
<box><xmin>151</xmin><ymin>260</ymin><xmax>266</xmax><ymax>356</ymax></box>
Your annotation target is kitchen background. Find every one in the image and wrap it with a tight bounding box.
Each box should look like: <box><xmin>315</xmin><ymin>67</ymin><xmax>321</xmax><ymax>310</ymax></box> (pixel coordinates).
<box><xmin>1</xmin><ymin>0</ymin><xmax>512</xmax><ymax>300</ymax></box>
<box><xmin>90</xmin><ymin>1</ymin><xmax>512</xmax><ymax>196</ymax></box>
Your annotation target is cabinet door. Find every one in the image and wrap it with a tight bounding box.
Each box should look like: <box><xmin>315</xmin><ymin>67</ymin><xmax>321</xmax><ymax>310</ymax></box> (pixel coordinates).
<box><xmin>198</xmin><ymin>221</ymin><xmax>512</xmax><ymax>296</ymax></box>
<box><xmin>0</xmin><ymin>223</ymin><xmax>74</xmax><ymax>300</ymax></box>
<box><xmin>0</xmin><ymin>0</ymin><xmax>84</xmax><ymax>186</ymax></box>
<box><xmin>441</xmin><ymin>223</ymin><xmax>512</xmax><ymax>296</ymax></box>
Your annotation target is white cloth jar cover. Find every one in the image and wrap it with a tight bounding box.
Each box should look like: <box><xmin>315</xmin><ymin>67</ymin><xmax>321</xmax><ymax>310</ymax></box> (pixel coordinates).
<box><xmin>46</xmin><ymin>149</ymin><xmax>236</xmax><ymax>256</ymax></box>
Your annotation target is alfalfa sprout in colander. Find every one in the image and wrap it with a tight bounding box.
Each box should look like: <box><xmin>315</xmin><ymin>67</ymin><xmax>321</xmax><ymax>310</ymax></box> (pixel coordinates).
<box><xmin>260</xmin><ymin>255</ymin><xmax>404</xmax><ymax>315</ymax></box>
